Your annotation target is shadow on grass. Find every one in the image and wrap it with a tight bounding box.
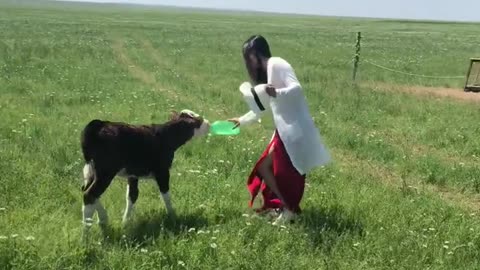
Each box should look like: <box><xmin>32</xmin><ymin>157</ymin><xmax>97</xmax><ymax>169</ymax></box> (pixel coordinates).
<box><xmin>125</xmin><ymin>211</ymin><xmax>209</xmax><ymax>243</ymax></box>
<box><xmin>299</xmin><ymin>205</ymin><xmax>364</xmax><ymax>251</ymax></box>
<box><xmin>98</xmin><ymin>208</ymin><xmax>241</xmax><ymax>247</ymax></box>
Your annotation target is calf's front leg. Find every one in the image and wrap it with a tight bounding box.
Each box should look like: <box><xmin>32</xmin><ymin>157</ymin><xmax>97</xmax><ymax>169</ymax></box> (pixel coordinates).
<box><xmin>155</xmin><ymin>170</ymin><xmax>175</xmax><ymax>216</ymax></box>
<box><xmin>122</xmin><ymin>177</ymin><xmax>139</xmax><ymax>224</ymax></box>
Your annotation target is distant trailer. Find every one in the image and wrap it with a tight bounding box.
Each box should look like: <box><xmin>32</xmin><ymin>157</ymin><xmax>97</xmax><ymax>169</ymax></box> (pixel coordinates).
<box><xmin>464</xmin><ymin>58</ymin><xmax>480</xmax><ymax>92</ymax></box>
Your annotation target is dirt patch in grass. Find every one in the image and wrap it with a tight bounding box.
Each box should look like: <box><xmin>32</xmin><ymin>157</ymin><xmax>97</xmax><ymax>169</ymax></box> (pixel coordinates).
<box><xmin>110</xmin><ymin>37</ymin><xmax>182</xmax><ymax>101</ymax></box>
<box><xmin>366</xmin><ymin>82</ymin><xmax>480</xmax><ymax>103</ymax></box>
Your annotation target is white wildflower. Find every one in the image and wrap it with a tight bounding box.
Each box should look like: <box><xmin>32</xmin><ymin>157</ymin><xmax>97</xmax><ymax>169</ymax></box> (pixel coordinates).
<box><xmin>188</xmin><ymin>228</ymin><xmax>196</xmax><ymax>233</ymax></box>
<box><xmin>210</xmin><ymin>243</ymin><xmax>217</xmax><ymax>249</ymax></box>
<box><xmin>140</xmin><ymin>248</ymin><xmax>148</xmax><ymax>253</ymax></box>
<box><xmin>25</xmin><ymin>236</ymin><xmax>35</xmax><ymax>241</ymax></box>
<box><xmin>11</xmin><ymin>234</ymin><xmax>18</xmax><ymax>238</ymax></box>
<box><xmin>0</xmin><ymin>236</ymin><xmax>7</xmax><ymax>240</ymax></box>
<box><xmin>177</xmin><ymin>261</ymin><xmax>185</xmax><ymax>267</ymax></box>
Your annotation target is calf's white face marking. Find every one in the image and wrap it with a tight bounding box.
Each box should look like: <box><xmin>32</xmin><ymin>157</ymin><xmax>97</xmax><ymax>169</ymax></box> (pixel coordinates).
<box><xmin>180</xmin><ymin>109</ymin><xmax>210</xmax><ymax>138</ymax></box>
<box><xmin>194</xmin><ymin>119</ymin><xmax>210</xmax><ymax>137</ymax></box>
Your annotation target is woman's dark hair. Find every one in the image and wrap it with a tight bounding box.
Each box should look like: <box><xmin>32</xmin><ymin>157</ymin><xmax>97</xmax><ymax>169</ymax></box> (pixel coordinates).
<box><xmin>243</xmin><ymin>35</ymin><xmax>272</xmax><ymax>85</ymax></box>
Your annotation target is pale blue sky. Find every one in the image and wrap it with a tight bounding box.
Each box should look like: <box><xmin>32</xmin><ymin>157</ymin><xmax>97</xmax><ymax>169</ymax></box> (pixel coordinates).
<box><xmin>66</xmin><ymin>0</ymin><xmax>479</xmax><ymax>22</ymax></box>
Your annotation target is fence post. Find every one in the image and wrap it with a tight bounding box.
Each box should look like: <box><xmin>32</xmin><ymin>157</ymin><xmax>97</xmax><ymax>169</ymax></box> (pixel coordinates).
<box><xmin>353</xmin><ymin>32</ymin><xmax>361</xmax><ymax>81</ymax></box>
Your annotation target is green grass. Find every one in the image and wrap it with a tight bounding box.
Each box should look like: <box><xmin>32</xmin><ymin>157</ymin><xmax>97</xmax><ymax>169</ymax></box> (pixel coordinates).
<box><xmin>1</xmin><ymin>1</ymin><xmax>480</xmax><ymax>269</ymax></box>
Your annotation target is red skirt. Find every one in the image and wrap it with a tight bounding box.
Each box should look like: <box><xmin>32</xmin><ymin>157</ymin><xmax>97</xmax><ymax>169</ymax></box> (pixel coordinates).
<box><xmin>247</xmin><ymin>131</ymin><xmax>306</xmax><ymax>213</ymax></box>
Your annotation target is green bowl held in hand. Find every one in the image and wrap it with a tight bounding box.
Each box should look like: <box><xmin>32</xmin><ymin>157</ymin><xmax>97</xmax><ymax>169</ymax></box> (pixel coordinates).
<box><xmin>209</xmin><ymin>121</ymin><xmax>240</xmax><ymax>136</ymax></box>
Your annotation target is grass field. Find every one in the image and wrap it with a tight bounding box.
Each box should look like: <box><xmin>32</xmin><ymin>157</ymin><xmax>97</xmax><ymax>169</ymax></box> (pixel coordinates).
<box><xmin>1</xmin><ymin>1</ymin><xmax>480</xmax><ymax>269</ymax></box>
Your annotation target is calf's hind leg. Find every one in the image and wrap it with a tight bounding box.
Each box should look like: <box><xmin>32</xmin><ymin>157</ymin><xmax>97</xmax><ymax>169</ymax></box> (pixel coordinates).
<box><xmin>83</xmin><ymin>169</ymin><xmax>115</xmax><ymax>227</ymax></box>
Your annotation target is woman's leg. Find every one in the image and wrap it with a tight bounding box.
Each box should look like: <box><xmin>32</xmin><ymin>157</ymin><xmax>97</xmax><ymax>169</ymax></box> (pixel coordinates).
<box><xmin>257</xmin><ymin>145</ymin><xmax>289</xmax><ymax>209</ymax></box>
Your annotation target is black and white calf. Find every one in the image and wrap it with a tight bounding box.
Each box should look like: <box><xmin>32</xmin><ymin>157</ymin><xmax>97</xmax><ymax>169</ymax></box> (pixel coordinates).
<box><xmin>80</xmin><ymin>110</ymin><xmax>209</xmax><ymax>227</ymax></box>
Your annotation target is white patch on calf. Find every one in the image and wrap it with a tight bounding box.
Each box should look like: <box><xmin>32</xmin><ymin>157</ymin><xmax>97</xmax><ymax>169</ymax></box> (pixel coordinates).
<box><xmin>122</xmin><ymin>199</ymin><xmax>134</xmax><ymax>224</ymax></box>
<box><xmin>122</xmin><ymin>185</ymin><xmax>134</xmax><ymax>224</ymax></box>
<box><xmin>83</xmin><ymin>164</ymin><xmax>94</xmax><ymax>185</ymax></box>
<box><xmin>193</xmin><ymin>119</ymin><xmax>210</xmax><ymax>138</ymax></box>
<box><xmin>82</xmin><ymin>203</ymin><xmax>96</xmax><ymax>226</ymax></box>
<box><xmin>180</xmin><ymin>109</ymin><xmax>200</xmax><ymax>118</ymax></box>
<box><xmin>83</xmin><ymin>200</ymin><xmax>108</xmax><ymax>227</ymax></box>
<box><xmin>180</xmin><ymin>109</ymin><xmax>210</xmax><ymax>138</ymax></box>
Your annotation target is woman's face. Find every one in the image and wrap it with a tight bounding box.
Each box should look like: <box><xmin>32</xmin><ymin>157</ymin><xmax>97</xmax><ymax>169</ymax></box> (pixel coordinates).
<box><xmin>247</xmin><ymin>53</ymin><xmax>259</xmax><ymax>68</ymax></box>
<box><xmin>244</xmin><ymin>52</ymin><xmax>267</xmax><ymax>84</ymax></box>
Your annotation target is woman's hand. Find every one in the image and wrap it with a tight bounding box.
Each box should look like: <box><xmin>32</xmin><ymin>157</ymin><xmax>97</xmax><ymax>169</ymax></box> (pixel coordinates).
<box><xmin>266</xmin><ymin>84</ymin><xmax>277</xmax><ymax>97</ymax></box>
<box><xmin>228</xmin><ymin>118</ymin><xmax>240</xmax><ymax>129</ymax></box>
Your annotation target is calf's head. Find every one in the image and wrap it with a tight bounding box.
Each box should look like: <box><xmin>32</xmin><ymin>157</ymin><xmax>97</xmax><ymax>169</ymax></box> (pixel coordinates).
<box><xmin>170</xmin><ymin>109</ymin><xmax>210</xmax><ymax>139</ymax></box>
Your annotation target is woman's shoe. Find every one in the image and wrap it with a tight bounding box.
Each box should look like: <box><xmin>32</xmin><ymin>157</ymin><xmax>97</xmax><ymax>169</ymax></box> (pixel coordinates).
<box><xmin>272</xmin><ymin>209</ymin><xmax>296</xmax><ymax>226</ymax></box>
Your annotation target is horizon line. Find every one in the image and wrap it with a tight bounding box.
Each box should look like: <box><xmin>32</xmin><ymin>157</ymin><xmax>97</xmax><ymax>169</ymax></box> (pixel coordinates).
<box><xmin>57</xmin><ymin>0</ymin><xmax>480</xmax><ymax>23</ymax></box>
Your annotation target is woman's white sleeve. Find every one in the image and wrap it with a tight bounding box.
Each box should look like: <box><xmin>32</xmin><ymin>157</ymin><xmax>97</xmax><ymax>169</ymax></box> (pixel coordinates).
<box><xmin>275</xmin><ymin>63</ymin><xmax>302</xmax><ymax>99</ymax></box>
<box><xmin>238</xmin><ymin>110</ymin><xmax>262</xmax><ymax>126</ymax></box>
<box><xmin>276</xmin><ymin>82</ymin><xmax>302</xmax><ymax>98</ymax></box>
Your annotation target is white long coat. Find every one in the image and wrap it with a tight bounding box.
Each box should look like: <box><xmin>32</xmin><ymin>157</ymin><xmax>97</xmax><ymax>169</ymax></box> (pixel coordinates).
<box><xmin>239</xmin><ymin>57</ymin><xmax>331</xmax><ymax>175</ymax></box>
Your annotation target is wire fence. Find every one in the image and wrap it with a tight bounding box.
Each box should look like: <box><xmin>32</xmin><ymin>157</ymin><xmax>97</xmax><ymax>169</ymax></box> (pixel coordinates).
<box><xmin>363</xmin><ymin>59</ymin><xmax>466</xmax><ymax>79</ymax></box>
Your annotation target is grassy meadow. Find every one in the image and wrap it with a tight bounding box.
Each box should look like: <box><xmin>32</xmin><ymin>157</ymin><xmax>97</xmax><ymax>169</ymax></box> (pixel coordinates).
<box><xmin>1</xmin><ymin>1</ymin><xmax>480</xmax><ymax>269</ymax></box>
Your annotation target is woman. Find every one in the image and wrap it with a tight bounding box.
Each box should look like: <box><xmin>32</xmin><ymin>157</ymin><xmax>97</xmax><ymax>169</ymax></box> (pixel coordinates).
<box><xmin>229</xmin><ymin>35</ymin><xmax>331</xmax><ymax>225</ymax></box>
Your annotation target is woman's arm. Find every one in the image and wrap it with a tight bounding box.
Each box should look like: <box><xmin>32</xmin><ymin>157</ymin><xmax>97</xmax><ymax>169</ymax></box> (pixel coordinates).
<box><xmin>276</xmin><ymin>82</ymin><xmax>301</xmax><ymax>98</ymax></box>
<box><xmin>238</xmin><ymin>110</ymin><xmax>262</xmax><ymax>126</ymax></box>
<box><xmin>268</xmin><ymin>59</ymin><xmax>302</xmax><ymax>99</ymax></box>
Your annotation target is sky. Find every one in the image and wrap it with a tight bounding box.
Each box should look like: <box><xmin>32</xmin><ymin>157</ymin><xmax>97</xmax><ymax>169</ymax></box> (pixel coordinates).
<box><xmin>65</xmin><ymin>0</ymin><xmax>479</xmax><ymax>22</ymax></box>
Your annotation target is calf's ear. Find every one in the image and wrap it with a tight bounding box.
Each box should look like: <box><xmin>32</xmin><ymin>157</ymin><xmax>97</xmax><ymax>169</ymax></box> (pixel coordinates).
<box><xmin>170</xmin><ymin>110</ymin><xmax>179</xmax><ymax>120</ymax></box>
